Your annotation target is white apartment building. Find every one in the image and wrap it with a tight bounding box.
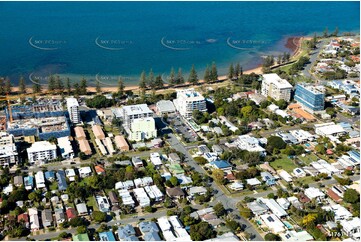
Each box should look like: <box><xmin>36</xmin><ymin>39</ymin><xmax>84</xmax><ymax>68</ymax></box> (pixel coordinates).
<box><xmin>235</xmin><ymin>135</ymin><xmax>266</xmax><ymax>155</ymax></box>
<box><xmin>27</xmin><ymin>141</ymin><xmax>57</xmax><ymax>164</ymax></box>
<box><xmin>173</xmin><ymin>88</ymin><xmax>207</xmax><ymax>118</ymax></box>
<box><xmin>57</xmin><ymin>137</ymin><xmax>74</xmax><ymax>159</ymax></box>
<box><xmin>0</xmin><ymin>132</ymin><xmax>18</xmax><ymax>167</ymax></box>
<box><xmin>66</xmin><ymin>97</ymin><xmax>80</xmax><ymax>124</ymax></box>
<box><xmin>119</xmin><ymin>104</ymin><xmax>154</xmax><ymax>128</ymax></box>
<box><xmin>128</xmin><ymin>117</ymin><xmax>157</xmax><ymax>141</ymax></box>
<box><xmin>261</xmin><ymin>73</ymin><xmax>293</xmax><ymax>102</ymax></box>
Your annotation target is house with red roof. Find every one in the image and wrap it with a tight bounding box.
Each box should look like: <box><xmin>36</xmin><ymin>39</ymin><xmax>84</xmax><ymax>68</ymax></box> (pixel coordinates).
<box><xmin>66</xmin><ymin>208</ymin><xmax>77</xmax><ymax>220</ymax></box>
<box><xmin>17</xmin><ymin>213</ymin><xmax>29</xmax><ymax>228</ymax></box>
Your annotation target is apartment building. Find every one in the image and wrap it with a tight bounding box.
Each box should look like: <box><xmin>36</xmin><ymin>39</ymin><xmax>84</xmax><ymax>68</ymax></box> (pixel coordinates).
<box><xmin>261</xmin><ymin>73</ymin><xmax>292</xmax><ymax>102</ymax></box>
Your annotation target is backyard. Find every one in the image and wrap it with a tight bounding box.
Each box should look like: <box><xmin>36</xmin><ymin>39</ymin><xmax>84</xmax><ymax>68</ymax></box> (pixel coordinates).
<box><xmin>270</xmin><ymin>155</ymin><xmax>297</xmax><ymax>172</ymax></box>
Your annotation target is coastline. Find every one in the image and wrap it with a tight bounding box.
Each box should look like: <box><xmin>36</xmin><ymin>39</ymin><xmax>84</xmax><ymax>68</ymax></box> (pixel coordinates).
<box><xmin>7</xmin><ymin>36</ymin><xmax>302</xmax><ymax>94</ymax></box>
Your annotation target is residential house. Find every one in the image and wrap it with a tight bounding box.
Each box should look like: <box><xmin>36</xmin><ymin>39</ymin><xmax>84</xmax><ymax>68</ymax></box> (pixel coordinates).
<box><xmin>41</xmin><ymin>209</ymin><xmax>53</xmax><ymax>227</ymax></box>
<box><xmin>132</xmin><ymin>157</ymin><xmax>143</xmax><ymax>168</ymax></box>
<box><xmin>261</xmin><ymin>172</ymin><xmax>276</xmax><ymax>186</ymax></box>
<box><xmin>76</xmin><ymin>203</ymin><xmax>88</xmax><ymax>216</ymax></box>
<box><xmin>28</xmin><ymin>208</ymin><xmax>40</xmax><ymax>231</ymax></box>
<box><xmin>17</xmin><ymin>213</ymin><xmax>29</xmax><ymax>228</ymax></box>
<box><xmin>78</xmin><ymin>167</ymin><xmax>92</xmax><ymax>178</ymax></box>
<box><xmin>13</xmin><ymin>175</ymin><xmax>23</xmax><ymax>187</ymax></box>
<box><xmin>66</xmin><ymin>208</ymin><xmax>77</xmax><ymax>220</ymax></box>
<box><xmin>117</xmin><ymin>225</ymin><xmax>136</xmax><ymax>241</ymax></box>
<box><xmin>99</xmin><ymin>231</ymin><xmax>116</xmax><ymax>241</ymax></box>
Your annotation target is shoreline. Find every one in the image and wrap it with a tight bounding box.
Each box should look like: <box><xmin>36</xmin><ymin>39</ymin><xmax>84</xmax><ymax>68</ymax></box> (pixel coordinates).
<box><xmin>7</xmin><ymin>36</ymin><xmax>302</xmax><ymax>94</ymax></box>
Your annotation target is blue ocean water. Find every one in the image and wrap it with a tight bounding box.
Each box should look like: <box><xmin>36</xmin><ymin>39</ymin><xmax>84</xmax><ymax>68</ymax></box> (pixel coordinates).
<box><xmin>0</xmin><ymin>1</ymin><xmax>359</xmax><ymax>86</ymax></box>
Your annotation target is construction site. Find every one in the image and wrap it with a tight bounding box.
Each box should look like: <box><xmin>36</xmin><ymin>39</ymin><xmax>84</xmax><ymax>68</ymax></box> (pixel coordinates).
<box><xmin>5</xmin><ymin>100</ymin><xmax>70</xmax><ymax>140</ymax></box>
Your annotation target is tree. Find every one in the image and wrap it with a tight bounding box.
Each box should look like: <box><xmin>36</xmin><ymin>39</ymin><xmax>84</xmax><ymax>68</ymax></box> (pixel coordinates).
<box><xmin>210</xmin><ymin>62</ymin><xmax>218</xmax><ymax>81</ymax></box>
<box><xmin>96</xmin><ymin>80</ymin><xmax>102</xmax><ymax>94</ymax></box>
<box><xmin>212</xmin><ymin>169</ymin><xmax>225</xmax><ymax>184</ymax></box>
<box><xmin>176</xmin><ymin>68</ymin><xmax>184</xmax><ymax>84</ymax></box>
<box><xmin>169</xmin><ymin>176</ymin><xmax>179</xmax><ymax>187</ymax></box>
<box><xmin>190</xmin><ymin>221</ymin><xmax>216</xmax><ymax>241</ymax></box>
<box><xmin>144</xmin><ymin>206</ymin><xmax>155</xmax><ymax>213</ymax></box>
<box><xmin>73</xmin><ymin>82</ymin><xmax>81</xmax><ymax>97</ymax></box>
<box><xmin>48</xmin><ymin>75</ymin><xmax>56</xmax><ymax>92</ymax></box>
<box><xmin>266</xmin><ymin>136</ymin><xmax>286</xmax><ymax>154</ymax></box>
<box><xmin>18</xmin><ymin>76</ymin><xmax>26</xmax><ymax>94</ymax></box>
<box><xmin>148</xmin><ymin>68</ymin><xmax>155</xmax><ymax>89</ymax></box>
<box><xmin>343</xmin><ymin>189</ymin><xmax>360</xmax><ymax>204</ymax></box>
<box><xmin>235</xmin><ymin>63</ymin><xmax>241</xmax><ymax>77</ymax></box>
<box><xmin>139</xmin><ymin>70</ymin><xmax>147</xmax><ymax>96</ymax></box>
<box><xmin>188</xmin><ymin>64</ymin><xmax>198</xmax><ymax>84</ymax></box>
<box><xmin>85</xmin><ymin>95</ymin><xmax>114</xmax><ymax>108</ymax></box>
<box><xmin>80</xmin><ymin>78</ymin><xmax>87</xmax><ymax>95</ymax></box>
<box><xmin>76</xmin><ymin>225</ymin><xmax>88</xmax><ymax>234</ymax></box>
<box><xmin>194</xmin><ymin>156</ymin><xmax>207</xmax><ymax>165</ymax></box>
<box><xmin>118</xmin><ymin>77</ymin><xmax>125</xmax><ymax>96</ymax></box>
<box><xmin>241</xmin><ymin>105</ymin><xmax>253</xmax><ymax>117</ymax></box>
<box><xmin>66</xmin><ymin>77</ymin><xmax>71</xmax><ymax>95</ymax></box>
<box><xmin>0</xmin><ymin>78</ymin><xmax>5</xmax><ymax>95</ymax></box>
<box><xmin>302</xmin><ymin>213</ymin><xmax>318</xmax><ymax>227</ymax></box>
<box><xmin>28</xmin><ymin>190</ymin><xmax>41</xmax><ymax>203</ymax></box>
<box><xmin>213</xmin><ymin>203</ymin><xmax>226</xmax><ymax>217</ymax></box>
<box><xmin>169</xmin><ymin>67</ymin><xmax>176</xmax><ymax>84</ymax></box>
<box><xmin>154</xmin><ymin>75</ymin><xmax>164</xmax><ymax>89</ymax></box>
<box><xmin>55</xmin><ymin>75</ymin><xmax>64</xmax><ymax>92</ymax></box>
<box><xmin>228</xmin><ymin>63</ymin><xmax>234</xmax><ymax>79</ymax></box>
<box><xmin>239</xmin><ymin>206</ymin><xmax>252</xmax><ymax>219</ymax></box>
<box><xmin>323</xmin><ymin>27</ymin><xmax>329</xmax><ymax>38</ymax></box>
<box><xmin>225</xmin><ymin>219</ymin><xmax>242</xmax><ymax>233</ymax></box>
<box><xmin>264</xmin><ymin>233</ymin><xmax>282</xmax><ymax>241</ymax></box>
<box><xmin>333</xmin><ymin>26</ymin><xmax>339</xmax><ymax>37</ymax></box>
<box><xmin>92</xmin><ymin>211</ymin><xmax>107</xmax><ymax>223</ymax></box>
<box><xmin>314</xmin><ymin>144</ymin><xmax>326</xmax><ymax>154</ymax></box>
<box><xmin>204</xmin><ymin>65</ymin><xmax>211</xmax><ymax>83</ymax></box>
<box><xmin>5</xmin><ymin>77</ymin><xmax>12</xmax><ymax>94</ymax></box>
<box><xmin>32</xmin><ymin>80</ymin><xmax>42</xmax><ymax>94</ymax></box>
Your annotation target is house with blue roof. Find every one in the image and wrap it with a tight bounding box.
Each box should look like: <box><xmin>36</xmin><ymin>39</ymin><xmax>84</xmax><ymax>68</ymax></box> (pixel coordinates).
<box><xmin>209</xmin><ymin>160</ymin><xmax>232</xmax><ymax>171</ymax></box>
<box><xmin>117</xmin><ymin>225</ymin><xmax>136</xmax><ymax>240</ymax></box>
<box><xmin>138</xmin><ymin>221</ymin><xmax>159</xmax><ymax>234</ymax></box>
<box><xmin>348</xmin><ymin>150</ymin><xmax>360</xmax><ymax>165</ymax></box>
<box><xmin>56</xmin><ymin>170</ymin><xmax>68</xmax><ymax>191</ymax></box>
<box><xmin>144</xmin><ymin>231</ymin><xmax>162</xmax><ymax>241</ymax></box>
<box><xmin>261</xmin><ymin>172</ymin><xmax>276</xmax><ymax>186</ymax></box>
<box><xmin>99</xmin><ymin>231</ymin><xmax>116</xmax><ymax>241</ymax></box>
<box><xmin>24</xmin><ymin>176</ymin><xmax>34</xmax><ymax>190</ymax></box>
<box><xmin>44</xmin><ymin>171</ymin><xmax>56</xmax><ymax>182</ymax></box>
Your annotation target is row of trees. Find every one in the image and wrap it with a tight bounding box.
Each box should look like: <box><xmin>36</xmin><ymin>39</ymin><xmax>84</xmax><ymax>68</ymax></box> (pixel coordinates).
<box><xmin>138</xmin><ymin>62</ymin><xmax>219</xmax><ymax>92</ymax></box>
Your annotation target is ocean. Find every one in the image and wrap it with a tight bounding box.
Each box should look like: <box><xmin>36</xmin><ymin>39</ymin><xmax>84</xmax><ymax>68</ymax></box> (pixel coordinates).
<box><xmin>0</xmin><ymin>1</ymin><xmax>359</xmax><ymax>86</ymax></box>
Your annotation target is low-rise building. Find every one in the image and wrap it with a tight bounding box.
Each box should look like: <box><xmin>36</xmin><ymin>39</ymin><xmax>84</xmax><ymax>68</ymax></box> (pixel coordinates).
<box><xmin>35</xmin><ymin>171</ymin><xmax>46</xmax><ymax>189</ymax></box>
<box><xmin>235</xmin><ymin>135</ymin><xmax>265</xmax><ymax>155</ymax></box>
<box><xmin>114</xmin><ymin>135</ymin><xmax>129</xmax><ymax>151</ymax></box>
<box><xmin>304</xmin><ymin>187</ymin><xmax>325</xmax><ymax>201</ymax></box>
<box><xmin>96</xmin><ymin>195</ymin><xmax>111</xmax><ymax>212</ymax></box>
<box><xmin>78</xmin><ymin>167</ymin><xmax>92</xmax><ymax>178</ymax></box>
<box><xmin>133</xmin><ymin>188</ymin><xmax>150</xmax><ymax>207</ymax></box>
<box><xmin>27</xmin><ymin>141</ymin><xmax>57</xmax><ymax>164</ymax></box>
<box><xmin>57</xmin><ymin>136</ymin><xmax>74</xmax><ymax>159</ymax></box>
<box><xmin>260</xmin><ymin>213</ymin><xmax>286</xmax><ymax>233</ymax></box>
<box><xmin>41</xmin><ymin>209</ymin><xmax>53</xmax><ymax>227</ymax></box>
<box><xmin>156</xmin><ymin>100</ymin><xmax>176</xmax><ymax>115</ymax></box>
<box><xmin>92</xmin><ymin>125</ymin><xmax>105</xmax><ymax>140</ymax></box>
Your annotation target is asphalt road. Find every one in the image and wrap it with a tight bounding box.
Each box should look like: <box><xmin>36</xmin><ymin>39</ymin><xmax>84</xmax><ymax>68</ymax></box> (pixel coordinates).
<box><xmin>301</xmin><ymin>39</ymin><xmax>328</xmax><ymax>79</ymax></box>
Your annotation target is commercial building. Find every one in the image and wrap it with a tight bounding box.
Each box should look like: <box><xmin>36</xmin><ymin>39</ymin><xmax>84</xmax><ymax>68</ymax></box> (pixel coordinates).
<box><xmin>294</xmin><ymin>83</ymin><xmax>325</xmax><ymax>112</ymax></box>
<box><xmin>156</xmin><ymin>100</ymin><xmax>176</xmax><ymax>115</ymax></box>
<box><xmin>261</xmin><ymin>73</ymin><xmax>292</xmax><ymax>101</ymax></box>
<box><xmin>66</xmin><ymin>97</ymin><xmax>80</xmax><ymax>124</ymax></box>
<box><xmin>315</xmin><ymin>122</ymin><xmax>346</xmax><ymax>137</ymax></box>
<box><xmin>0</xmin><ymin>132</ymin><xmax>18</xmax><ymax>167</ymax></box>
<box><xmin>57</xmin><ymin>137</ymin><xmax>74</xmax><ymax>159</ymax></box>
<box><xmin>128</xmin><ymin>117</ymin><xmax>157</xmax><ymax>141</ymax></box>
<box><xmin>118</xmin><ymin>104</ymin><xmax>154</xmax><ymax>128</ymax></box>
<box><xmin>6</xmin><ymin>101</ymin><xmax>70</xmax><ymax>140</ymax></box>
<box><xmin>27</xmin><ymin>141</ymin><xmax>57</xmax><ymax>164</ymax></box>
<box><xmin>173</xmin><ymin>88</ymin><xmax>207</xmax><ymax>118</ymax></box>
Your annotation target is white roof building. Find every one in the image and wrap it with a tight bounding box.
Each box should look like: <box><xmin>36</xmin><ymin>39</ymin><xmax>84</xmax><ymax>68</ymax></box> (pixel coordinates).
<box><xmin>35</xmin><ymin>171</ymin><xmax>46</xmax><ymax>189</ymax></box>
<box><xmin>304</xmin><ymin>187</ymin><xmax>325</xmax><ymax>200</ymax></box>
<box><xmin>117</xmin><ymin>189</ymin><xmax>135</xmax><ymax>207</ymax></box>
<box><xmin>156</xmin><ymin>100</ymin><xmax>176</xmax><ymax>115</ymax></box>
<box><xmin>189</xmin><ymin>186</ymin><xmax>207</xmax><ymax>196</ymax></box>
<box><xmin>65</xmin><ymin>168</ymin><xmax>76</xmax><ymax>181</ymax></box>
<box><xmin>246</xmin><ymin>178</ymin><xmax>261</xmax><ymax>186</ymax></box>
<box><xmin>289</xmin><ymin>129</ymin><xmax>315</xmax><ymax>143</ymax></box>
<box><xmin>115</xmin><ymin>180</ymin><xmax>134</xmax><ymax>190</ymax></box>
<box><xmin>104</xmin><ymin>137</ymin><xmax>115</xmax><ymax>155</ymax></box>
<box><xmin>157</xmin><ymin>216</ymin><xmax>172</xmax><ymax>231</ymax></box>
<box><xmin>277</xmin><ymin>170</ymin><xmax>293</xmax><ymax>182</ymax></box>
<box><xmin>280</xmin><ymin>230</ymin><xmax>314</xmax><ymax>241</ymax></box>
<box><xmin>322</xmin><ymin>204</ymin><xmax>352</xmax><ymax>222</ymax></box>
<box><xmin>66</xmin><ymin>97</ymin><xmax>80</xmax><ymax>124</ymax></box>
<box><xmin>28</xmin><ymin>208</ymin><xmax>40</xmax><ymax>231</ymax></box>
<box><xmin>340</xmin><ymin>217</ymin><xmax>361</xmax><ymax>240</ymax></box>
<box><xmin>144</xmin><ymin>185</ymin><xmax>164</xmax><ymax>202</ymax></box>
<box><xmin>235</xmin><ymin>135</ymin><xmax>265</xmax><ymax>154</ymax></box>
<box><xmin>95</xmin><ymin>138</ymin><xmax>108</xmax><ymax>156</ymax></box>
<box><xmin>119</xmin><ymin>104</ymin><xmax>154</xmax><ymax>128</ymax></box>
<box><xmin>134</xmin><ymin>177</ymin><xmax>153</xmax><ymax>188</ymax></box>
<box><xmin>315</xmin><ymin>122</ymin><xmax>345</xmax><ymax>137</ymax></box>
<box><xmin>276</xmin><ymin>198</ymin><xmax>291</xmax><ymax>210</ymax></box>
<box><xmin>150</xmin><ymin>152</ymin><xmax>162</xmax><ymax>167</ymax></box>
<box><xmin>173</xmin><ymin>88</ymin><xmax>207</xmax><ymax>118</ymax></box>
<box><xmin>133</xmin><ymin>188</ymin><xmax>150</xmax><ymax>207</ymax></box>
<box><xmin>261</xmin><ymin>73</ymin><xmax>292</xmax><ymax>102</ymax></box>
<box><xmin>57</xmin><ymin>137</ymin><xmax>74</xmax><ymax>159</ymax></box>
<box><xmin>78</xmin><ymin>167</ymin><xmax>92</xmax><ymax>178</ymax></box>
<box><xmin>27</xmin><ymin>141</ymin><xmax>57</xmax><ymax>164</ymax></box>
<box><xmin>293</xmin><ymin>168</ymin><xmax>306</xmax><ymax>178</ymax></box>
<box><xmin>96</xmin><ymin>195</ymin><xmax>111</xmax><ymax>212</ymax></box>
<box><xmin>259</xmin><ymin>198</ymin><xmax>288</xmax><ymax>218</ymax></box>
<box><xmin>311</xmin><ymin>160</ymin><xmax>340</xmax><ymax>176</ymax></box>
<box><xmin>260</xmin><ymin>213</ymin><xmax>286</xmax><ymax>233</ymax></box>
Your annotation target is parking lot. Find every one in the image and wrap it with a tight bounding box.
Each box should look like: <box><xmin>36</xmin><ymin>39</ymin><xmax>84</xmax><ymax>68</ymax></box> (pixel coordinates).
<box><xmin>168</xmin><ymin>114</ymin><xmax>198</xmax><ymax>142</ymax></box>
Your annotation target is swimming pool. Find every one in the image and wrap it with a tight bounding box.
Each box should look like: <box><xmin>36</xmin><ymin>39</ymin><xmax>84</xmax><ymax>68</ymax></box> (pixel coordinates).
<box><xmin>305</xmin><ymin>143</ymin><xmax>311</xmax><ymax>147</ymax></box>
<box><xmin>283</xmin><ymin>221</ymin><xmax>293</xmax><ymax>229</ymax></box>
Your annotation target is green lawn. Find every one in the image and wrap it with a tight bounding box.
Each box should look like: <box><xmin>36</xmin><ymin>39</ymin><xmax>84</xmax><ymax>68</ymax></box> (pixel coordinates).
<box><xmin>49</xmin><ymin>181</ymin><xmax>58</xmax><ymax>191</ymax></box>
<box><xmin>297</xmin><ymin>153</ymin><xmax>319</xmax><ymax>165</ymax></box>
<box><xmin>86</xmin><ymin>196</ymin><xmax>99</xmax><ymax>211</ymax></box>
<box><xmin>270</xmin><ymin>155</ymin><xmax>297</xmax><ymax>172</ymax></box>
<box><xmin>297</xmin><ymin>176</ymin><xmax>315</xmax><ymax>185</ymax></box>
